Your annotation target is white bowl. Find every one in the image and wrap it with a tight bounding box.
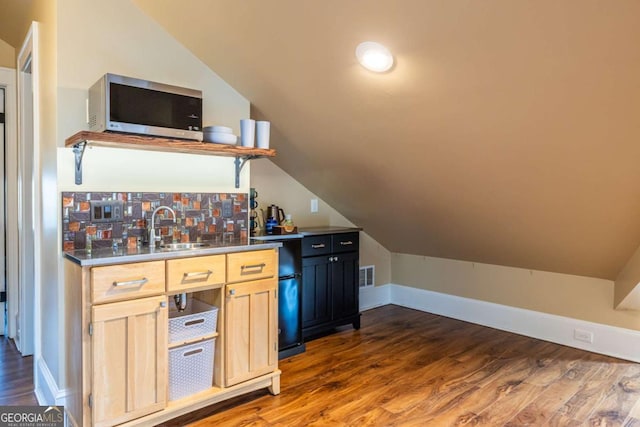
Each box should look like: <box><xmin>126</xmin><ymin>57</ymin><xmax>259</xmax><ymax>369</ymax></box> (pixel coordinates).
<box><xmin>203</xmin><ymin>125</ymin><xmax>233</xmax><ymax>134</ymax></box>
<box><xmin>204</xmin><ymin>132</ymin><xmax>238</xmax><ymax>145</ymax></box>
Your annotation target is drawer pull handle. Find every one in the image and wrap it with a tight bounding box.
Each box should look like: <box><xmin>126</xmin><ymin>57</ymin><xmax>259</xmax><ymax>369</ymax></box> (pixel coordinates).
<box><xmin>183</xmin><ymin>270</ymin><xmax>213</xmax><ymax>280</ymax></box>
<box><xmin>182</xmin><ymin>347</ymin><xmax>204</xmax><ymax>358</ymax></box>
<box><xmin>340</xmin><ymin>241</ymin><xmax>353</xmax><ymax>246</ymax></box>
<box><xmin>230</xmin><ymin>289</ymin><xmax>236</xmax><ymax>296</ymax></box>
<box><xmin>184</xmin><ymin>318</ymin><xmax>205</xmax><ymax>327</ymax></box>
<box><xmin>112</xmin><ymin>277</ymin><xmax>148</xmax><ymax>287</ymax></box>
<box><xmin>311</xmin><ymin>243</ymin><xmax>326</xmax><ymax>249</ymax></box>
<box><xmin>241</xmin><ymin>263</ymin><xmax>266</xmax><ymax>271</ymax></box>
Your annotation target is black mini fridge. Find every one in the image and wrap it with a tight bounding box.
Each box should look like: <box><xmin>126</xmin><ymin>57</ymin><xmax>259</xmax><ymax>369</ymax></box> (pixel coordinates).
<box><xmin>277</xmin><ymin>237</ymin><xmax>306</xmax><ymax>358</ymax></box>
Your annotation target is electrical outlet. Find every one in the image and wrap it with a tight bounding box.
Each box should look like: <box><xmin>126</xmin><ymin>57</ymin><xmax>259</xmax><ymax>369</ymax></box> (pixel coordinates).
<box><xmin>222</xmin><ymin>199</ymin><xmax>234</xmax><ymax>218</ymax></box>
<box><xmin>573</xmin><ymin>328</ymin><xmax>594</xmax><ymax>344</ymax></box>
<box><xmin>90</xmin><ymin>200</ymin><xmax>124</xmax><ymax>223</ymax></box>
<box><xmin>310</xmin><ymin>198</ymin><xmax>318</xmax><ymax>213</ymax></box>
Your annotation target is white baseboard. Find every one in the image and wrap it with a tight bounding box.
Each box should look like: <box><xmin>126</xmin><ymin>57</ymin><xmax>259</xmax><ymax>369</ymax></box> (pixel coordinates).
<box><xmin>359</xmin><ymin>284</ymin><xmax>391</xmax><ymax>311</ymax></box>
<box><xmin>35</xmin><ymin>357</ymin><xmax>69</xmax><ymax>407</ymax></box>
<box><xmin>360</xmin><ymin>284</ymin><xmax>640</xmax><ymax>363</ymax></box>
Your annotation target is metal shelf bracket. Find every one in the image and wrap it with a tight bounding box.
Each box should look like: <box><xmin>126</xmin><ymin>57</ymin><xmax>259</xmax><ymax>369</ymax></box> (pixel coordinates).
<box><xmin>73</xmin><ymin>141</ymin><xmax>88</xmax><ymax>185</ymax></box>
<box><xmin>234</xmin><ymin>155</ymin><xmax>256</xmax><ymax>189</ymax></box>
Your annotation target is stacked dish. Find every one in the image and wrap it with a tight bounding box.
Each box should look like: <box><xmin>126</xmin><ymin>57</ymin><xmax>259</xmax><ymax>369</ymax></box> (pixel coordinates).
<box><xmin>203</xmin><ymin>126</ymin><xmax>238</xmax><ymax>145</ymax></box>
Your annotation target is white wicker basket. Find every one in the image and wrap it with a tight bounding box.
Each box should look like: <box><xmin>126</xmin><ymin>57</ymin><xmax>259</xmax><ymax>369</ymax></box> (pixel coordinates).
<box><xmin>169</xmin><ymin>299</ymin><xmax>218</xmax><ymax>345</ymax></box>
<box><xmin>168</xmin><ymin>339</ymin><xmax>215</xmax><ymax>401</ymax></box>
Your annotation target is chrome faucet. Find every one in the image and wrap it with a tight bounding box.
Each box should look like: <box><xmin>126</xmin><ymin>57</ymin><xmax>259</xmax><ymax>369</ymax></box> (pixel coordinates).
<box><xmin>149</xmin><ymin>205</ymin><xmax>176</xmax><ymax>247</ymax></box>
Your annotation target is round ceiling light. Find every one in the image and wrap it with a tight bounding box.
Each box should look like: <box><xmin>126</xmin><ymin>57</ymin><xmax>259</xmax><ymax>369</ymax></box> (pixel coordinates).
<box><xmin>355</xmin><ymin>41</ymin><xmax>394</xmax><ymax>73</ymax></box>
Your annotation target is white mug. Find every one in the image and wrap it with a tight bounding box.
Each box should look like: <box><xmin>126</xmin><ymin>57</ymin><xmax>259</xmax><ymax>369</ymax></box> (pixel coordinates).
<box><xmin>256</xmin><ymin>121</ymin><xmax>270</xmax><ymax>149</ymax></box>
<box><xmin>240</xmin><ymin>119</ymin><xmax>255</xmax><ymax>147</ymax></box>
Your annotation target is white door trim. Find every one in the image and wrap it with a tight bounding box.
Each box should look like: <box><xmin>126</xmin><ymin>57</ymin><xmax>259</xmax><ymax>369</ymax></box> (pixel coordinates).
<box><xmin>0</xmin><ymin>66</ymin><xmax>18</xmax><ymax>340</ymax></box>
<box><xmin>16</xmin><ymin>22</ymin><xmax>41</xmax><ymax>358</ymax></box>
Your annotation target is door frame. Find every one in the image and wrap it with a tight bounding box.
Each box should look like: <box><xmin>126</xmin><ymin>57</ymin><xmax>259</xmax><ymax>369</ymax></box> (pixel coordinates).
<box><xmin>0</xmin><ymin>67</ymin><xmax>16</xmax><ymax>337</ymax></box>
<box><xmin>14</xmin><ymin>22</ymin><xmax>41</xmax><ymax>357</ymax></box>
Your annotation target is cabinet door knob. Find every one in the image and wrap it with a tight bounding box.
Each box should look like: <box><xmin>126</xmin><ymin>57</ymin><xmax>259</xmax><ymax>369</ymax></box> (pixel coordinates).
<box><xmin>230</xmin><ymin>289</ymin><xmax>236</xmax><ymax>296</ymax></box>
<box><xmin>160</xmin><ymin>301</ymin><xmax>167</xmax><ymax>308</ymax></box>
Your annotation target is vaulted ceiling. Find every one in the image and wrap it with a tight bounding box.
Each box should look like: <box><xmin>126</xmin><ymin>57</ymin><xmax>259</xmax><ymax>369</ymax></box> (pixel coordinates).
<box><xmin>134</xmin><ymin>0</ymin><xmax>640</xmax><ymax>280</ymax></box>
<box><xmin>0</xmin><ymin>0</ymin><xmax>34</xmax><ymax>48</ymax></box>
<box><xmin>3</xmin><ymin>1</ymin><xmax>640</xmax><ymax>280</ymax></box>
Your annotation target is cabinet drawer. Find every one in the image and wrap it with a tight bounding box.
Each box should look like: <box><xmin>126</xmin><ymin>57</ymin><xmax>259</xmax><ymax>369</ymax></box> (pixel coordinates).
<box><xmin>332</xmin><ymin>232</ymin><xmax>359</xmax><ymax>253</ymax></box>
<box><xmin>91</xmin><ymin>261</ymin><xmax>165</xmax><ymax>304</ymax></box>
<box><xmin>301</xmin><ymin>235</ymin><xmax>332</xmax><ymax>257</ymax></box>
<box><xmin>167</xmin><ymin>255</ymin><xmax>226</xmax><ymax>293</ymax></box>
<box><xmin>227</xmin><ymin>249</ymin><xmax>277</xmax><ymax>283</ymax></box>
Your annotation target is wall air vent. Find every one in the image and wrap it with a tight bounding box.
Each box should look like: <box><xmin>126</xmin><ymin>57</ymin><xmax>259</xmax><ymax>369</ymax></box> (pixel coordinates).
<box><xmin>359</xmin><ymin>265</ymin><xmax>375</xmax><ymax>287</ymax></box>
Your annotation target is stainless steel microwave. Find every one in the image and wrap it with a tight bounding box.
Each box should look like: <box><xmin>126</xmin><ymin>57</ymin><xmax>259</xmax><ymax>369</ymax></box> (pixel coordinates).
<box><xmin>88</xmin><ymin>73</ymin><xmax>203</xmax><ymax>141</ymax></box>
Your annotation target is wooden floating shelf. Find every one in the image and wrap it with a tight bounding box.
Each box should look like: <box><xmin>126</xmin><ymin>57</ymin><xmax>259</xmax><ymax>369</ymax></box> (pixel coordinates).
<box><xmin>65</xmin><ymin>131</ymin><xmax>276</xmax><ymax>187</ymax></box>
<box><xmin>65</xmin><ymin>131</ymin><xmax>276</xmax><ymax>158</ymax></box>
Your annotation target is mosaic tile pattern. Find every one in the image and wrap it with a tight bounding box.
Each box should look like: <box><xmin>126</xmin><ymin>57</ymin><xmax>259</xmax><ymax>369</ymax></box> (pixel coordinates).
<box><xmin>62</xmin><ymin>192</ymin><xmax>248</xmax><ymax>251</ymax></box>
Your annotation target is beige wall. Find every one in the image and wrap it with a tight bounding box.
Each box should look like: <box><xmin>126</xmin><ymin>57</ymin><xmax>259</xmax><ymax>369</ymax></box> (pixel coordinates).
<box><xmin>35</xmin><ymin>0</ymin><xmax>59</xmax><ymax>392</ymax></box>
<box><xmin>251</xmin><ymin>159</ymin><xmax>391</xmax><ymax>286</ymax></box>
<box><xmin>0</xmin><ymin>38</ymin><xmax>14</xmax><ymax>68</ymax></box>
<box><xmin>5</xmin><ymin>0</ymin><xmax>60</xmax><ymax>400</ymax></box>
<box><xmin>52</xmin><ymin>0</ymin><xmax>250</xmax><ymax>393</ymax></box>
<box><xmin>614</xmin><ymin>242</ymin><xmax>640</xmax><ymax>309</ymax></box>
<box><xmin>392</xmin><ymin>253</ymin><xmax>640</xmax><ymax>331</ymax></box>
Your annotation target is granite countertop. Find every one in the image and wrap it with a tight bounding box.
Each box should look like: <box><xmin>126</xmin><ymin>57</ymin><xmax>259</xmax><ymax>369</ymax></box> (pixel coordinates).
<box><xmin>250</xmin><ymin>226</ymin><xmax>361</xmax><ymax>241</ymax></box>
<box><xmin>64</xmin><ymin>240</ymin><xmax>282</xmax><ymax>267</ymax></box>
<box><xmin>250</xmin><ymin>233</ymin><xmax>304</xmax><ymax>241</ymax></box>
<box><xmin>298</xmin><ymin>226</ymin><xmax>362</xmax><ymax>236</ymax></box>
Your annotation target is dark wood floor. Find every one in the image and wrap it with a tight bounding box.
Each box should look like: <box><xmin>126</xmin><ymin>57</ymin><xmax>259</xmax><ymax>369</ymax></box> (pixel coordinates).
<box><xmin>164</xmin><ymin>305</ymin><xmax>640</xmax><ymax>427</ymax></box>
<box><xmin>0</xmin><ymin>335</ymin><xmax>38</xmax><ymax>406</ymax></box>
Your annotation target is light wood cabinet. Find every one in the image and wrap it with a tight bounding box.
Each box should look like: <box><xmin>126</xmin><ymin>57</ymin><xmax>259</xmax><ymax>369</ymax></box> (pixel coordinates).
<box><xmin>65</xmin><ymin>247</ymin><xmax>280</xmax><ymax>427</ymax></box>
<box><xmin>91</xmin><ymin>295</ymin><xmax>168</xmax><ymax>427</ymax></box>
<box><xmin>166</xmin><ymin>255</ymin><xmax>225</xmax><ymax>293</ymax></box>
<box><xmin>227</xmin><ymin>249</ymin><xmax>277</xmax><ymax>283</ymax></box>
<box><xmin>225</xmin><ymin>278</ymin><xmax>278</xmax><ymax>386</ymax></box>
<box><xmin>91</xmin><ymin>261</ymin><xmax>165</xmax><ymax>304</ymax></box>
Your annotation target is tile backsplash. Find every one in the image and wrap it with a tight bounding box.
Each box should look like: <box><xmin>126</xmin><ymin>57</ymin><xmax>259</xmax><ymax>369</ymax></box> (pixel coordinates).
<box><xmin>62</xmin><ymin>192</ymin><xmax>248</xmax><ymax>251</ymax></box>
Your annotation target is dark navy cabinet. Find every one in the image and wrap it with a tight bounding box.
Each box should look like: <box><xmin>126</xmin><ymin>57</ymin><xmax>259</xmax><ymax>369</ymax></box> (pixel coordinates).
<box><xmin>301</xmin><ymin>231</ymin><xmax>360</xmax><ymax>340</ymax></box>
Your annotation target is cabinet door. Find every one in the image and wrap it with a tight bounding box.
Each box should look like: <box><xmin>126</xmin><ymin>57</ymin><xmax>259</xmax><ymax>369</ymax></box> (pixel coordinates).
<box><xmin>301</xmin><ymin>255</ymin><xmax>332</xmax><ymax>329</ymax></box>
<box><xmin>225</xmin><ymin>278</ymin><xmax>277</xmax><ymax>387</ymax></box>
<box><xmin>331</xmin><ymin>251</ymin><xmax>359</xmax><ymax>320</ymax></box>
<box><xmin>91</xmin><ymin>295</ymin><xmax>168</xmax><ymax>427</ymax></box>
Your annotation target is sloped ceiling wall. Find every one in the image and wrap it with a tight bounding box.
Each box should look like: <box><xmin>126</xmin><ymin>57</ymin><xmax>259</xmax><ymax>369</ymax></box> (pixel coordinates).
<box><xmin>1</xmin><ymin>1</ymin><xmax>639</xmax><ymax>280</ymax></box>
<box><xmin>3</xmin><ymin>1</ymin><xmax>637</xmax><ymax>281</ymax></box>
<box><xmin>133</xmin><ymin>0</ymin><xmax>640</xmax><ymax>280</ymax></box>
<box><xmin>0</xmin><ymin>0</ymin><xmax>35</xmax><ymax>48</ymax></box>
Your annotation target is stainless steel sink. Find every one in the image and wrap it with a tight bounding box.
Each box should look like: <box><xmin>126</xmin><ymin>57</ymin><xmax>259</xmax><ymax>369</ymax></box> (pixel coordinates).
<box><xmin>158</xmin><ymin>242</ymin><xmax>211</xmax><ymax>251</ymax></box>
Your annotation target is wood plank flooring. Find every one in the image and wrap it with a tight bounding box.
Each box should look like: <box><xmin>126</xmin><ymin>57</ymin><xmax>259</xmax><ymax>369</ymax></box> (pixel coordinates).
<box><xmin>162</xmin><ymin>305</ymin><xmax>640</xmax><ymax>427</ymax></box>
<box><xmin>0</xmin><ymin>336</ymin><xmax>38</xmax><ymax>406</ymax></box>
